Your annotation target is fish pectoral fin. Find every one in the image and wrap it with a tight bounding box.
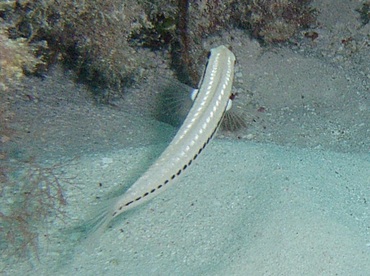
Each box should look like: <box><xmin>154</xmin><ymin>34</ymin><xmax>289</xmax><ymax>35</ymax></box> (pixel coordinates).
<box><xmin>226</xmin><ymin>99</ymin><xmax>233</xmax><ymax>111</ymax></box>
<box><xmin>190</xmin><ymin>88</ymin><xmax>199</xmax><ymax>101</ymax></box>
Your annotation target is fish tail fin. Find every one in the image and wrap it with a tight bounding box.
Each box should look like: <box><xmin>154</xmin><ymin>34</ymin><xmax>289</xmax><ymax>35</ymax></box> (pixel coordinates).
<box><xmin>82</xmin><ymin>198</ymin><xmax>116</xmax><ymax>249</ymax></box>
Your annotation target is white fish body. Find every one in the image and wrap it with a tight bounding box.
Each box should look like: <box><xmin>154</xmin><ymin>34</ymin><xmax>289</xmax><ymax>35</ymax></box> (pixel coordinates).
<box><xmin>89</xmin><ymin>45</ymin><xmax>236</xmax><ymax>235</ymax></box>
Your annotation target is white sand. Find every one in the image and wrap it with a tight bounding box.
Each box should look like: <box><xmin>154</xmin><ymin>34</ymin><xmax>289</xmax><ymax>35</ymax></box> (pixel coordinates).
<box><xmin>6</xmin><ymin>140</ymin><xmax>368</xmax><ymax>275</ymax></box>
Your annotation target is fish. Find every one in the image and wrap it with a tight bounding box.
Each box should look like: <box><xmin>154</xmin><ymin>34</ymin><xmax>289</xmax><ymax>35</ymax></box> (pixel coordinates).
<box><xmin>88</xmin><ymin>45</ymin><xmax>236</xmax><ymax>238</ymax></box>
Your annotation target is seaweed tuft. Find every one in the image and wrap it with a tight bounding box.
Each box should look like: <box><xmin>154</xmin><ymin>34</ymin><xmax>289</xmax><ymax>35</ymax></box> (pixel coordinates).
<box><xmin>0</xmin><ymin>157</ymin><xmax>72</xmax><ymax>267</ymax></box>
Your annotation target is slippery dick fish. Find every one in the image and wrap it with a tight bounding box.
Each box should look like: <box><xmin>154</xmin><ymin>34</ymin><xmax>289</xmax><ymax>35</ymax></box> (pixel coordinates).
<box><xmin>89</xmin><ymin>45</ymin><xmax>236</xmax><ymax>236</ymax></box>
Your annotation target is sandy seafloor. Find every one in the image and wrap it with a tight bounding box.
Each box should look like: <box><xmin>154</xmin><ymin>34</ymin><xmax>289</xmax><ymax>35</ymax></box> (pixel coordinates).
<box><xmin>2</xmin><ymin>0</ymin><xmax>370</xmax><ymax>275</ymax></box>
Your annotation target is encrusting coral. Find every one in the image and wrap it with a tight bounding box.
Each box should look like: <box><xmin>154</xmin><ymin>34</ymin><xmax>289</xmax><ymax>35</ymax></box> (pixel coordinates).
<box><xmin>1</xmin><ymin>0</ymin><xmax>162</xmax><ymax>99</ymax></box>
<box><xmin>0</xmin><ymin>0</ymin><xmax>316</xmax><ymax>97</ymax></box>
<box><xmin>0</xmin><ymin>28</ymin><xmax>43</xmax><ymax>91</ymax></box>
<box><xmin>244</xmin><ymin>0</ymin><xmax>316</xmax><ymax>43</ymax></box>
<box><xmin>140</xmin><ymin>0</ymin><xmax>316</xmax><ymax>85</ymax></box>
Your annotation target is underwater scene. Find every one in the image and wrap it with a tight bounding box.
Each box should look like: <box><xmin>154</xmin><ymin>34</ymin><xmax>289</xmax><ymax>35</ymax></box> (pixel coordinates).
<box><xmin>1</xmin><ymin>0</ymin><xmax>369</xmax><ymax>275</ymax></box>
